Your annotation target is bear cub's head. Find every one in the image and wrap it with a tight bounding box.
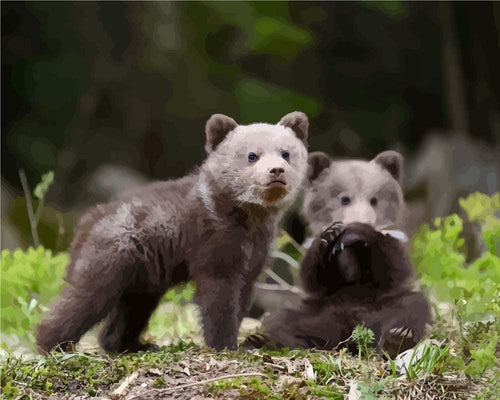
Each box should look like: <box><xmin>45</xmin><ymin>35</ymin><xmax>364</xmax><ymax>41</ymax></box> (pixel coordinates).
<box><xmin>303</xmin><ymin>151</ymin><xmax>404</xmax><ymax>236</ymax></box>
<box><xmin>202</xmin><ymin>112</ymin><xmax>309</xmax><ymax>211</ymax></box>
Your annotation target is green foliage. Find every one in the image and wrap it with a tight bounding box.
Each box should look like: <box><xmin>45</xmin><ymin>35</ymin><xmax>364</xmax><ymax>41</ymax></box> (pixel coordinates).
<box><xmin>312</xmin><ymin>355</ymin><xmax>341</xmax><ymax>386</ymax></box>
<box><xmin>1</xmin><ymin>353</ymin><xmax>125</xmax><ymax>398</ymax></box>
<box><xmin>209</xmin><ymin>376</ymin><xmax>278</xmax><ymax>399</ymax></box>
<box><xmin>361</xmin><ymin>1</ymin><xmax>409</xmax><ymax>20</ymax></box>
<box><xmin>0</xmin><ymin>342</ymin><xmax>201</xmax><ymax>398</ymax></box>
<box><xmin>465</xmin><ymin>334</ymin><xmax>498</xmax><ymax>377</ymax></box>
<box><xmin>1</xmin><ymin>247</ymin><xmax>68</xmax><ymax>345</ymax></box>
<box><xmin>404</xmin><ymin>343</ymin><xmax>449</xmax><ymax>380</ymax></box>
<box><xmin>306</xmin><ymin>382</ymin><xmax>342</xmax><ymax>400</ymax></box>
<box><xmin>351</xmin><ymin>325</ymin><xmax>375</xmax><ymax>361</ymax></box>
<box><xmin>411</xmin><ymin>192</ymin><xmax>500</xmax><ymax>377</ymax></box>
<box><xmin>33</xmin><ymin>171</ymin><xmax>55</xmax><ymax>200</ymax></box>
<box><xmin>209</xmin><ymin>376</ymin><xmax>243</xmax><ymax>392</ymax></box>
<box><xmin>459</xmin><ymin>192</ymin><xmax>500</xmax><ymax>255</ymax></box>
<box><xmin>411</xmin><ymin>194</ymin><xmax>500</xmax><ymax>323</ymax></box>
<box><xmin>235</xmin><ymin>78</ymin><xmax>321</xmax><ymax>124</ymax></box>
<box><xmin>459</xmin><ymin>192</ymin><xmax>500</xmax><ymax>223</ymax></box>
<box><xmin>355</xmin><ymin>380</ymin><xmax>392</xmax><ymax>400</ymax></box>
<box><xmin>164</xmin><ymin>281</ymin><xmax>196</xmax><ymax>304</ymax></box>
<box><xmin>201</xmin><ymin>2</ymin><xmax>313</xmax><ymax>59</ymax></box>
<box><xmin>0</xmin><ymin>248</ymin><xmax>200</xmax><ymax>352</ymax></box>
<box><xmin>153</xmin><ymin>376</ymin><xmax>165</xmax><ymax>388</ymax></box>
<box><xmin>146</xmin><ymin>282</ymin><xmax>202</xmax><ymax>344</ymax></box>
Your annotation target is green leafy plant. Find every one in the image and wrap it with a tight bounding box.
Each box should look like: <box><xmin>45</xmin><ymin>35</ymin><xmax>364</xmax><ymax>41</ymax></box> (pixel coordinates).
<box><xmin>355</xmin><ymin>379</ymin><xmax>392</xmax><ymax>400</ymax></box>
<box><xmin>459</xmin><ymin>192</ymin><xmax>500</xmax><ymax>255</ymax></box>
<box><xmin>1</xmin><ymin>247</ymin><xmax>68</xmax><ymax>347</ymax></box>
<box><xmin>351</xmin><ymin>325</ymin><xmax>375</xmax><ymax>361</ymax></box>
<box><xmin>18</xmin><ymin>170</ymin><xmax>55</xmax><ymax>247</ymax></box>
<box><xmin>465</xmin><ymin>334</ymin><xmax>498</xmax><ymax>377</ymax></box>
<box><xmin>411</xmin><ymin>192</ymin><xmax>500</xmax><ymax>377</ymax></box>
<box><xmin>404</xmin><ymin>343</ymin><xmax>450</xmax><ymax>380</ymax></box>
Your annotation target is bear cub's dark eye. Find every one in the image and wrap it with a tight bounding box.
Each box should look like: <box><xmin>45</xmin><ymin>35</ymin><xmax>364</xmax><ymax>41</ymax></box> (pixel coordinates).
<box><xmin>370</xmin><ymin>197</ymin><xmax>378</xmax><ymax>206</ymax></box>
<box><xmin>282</xmin><ymin>151</ymin><xmax>290</xmax><ymax>161</ymax></box>
<box><xmin>248</xmin><ymin>152</ymin><xmax>259</xmax><ymax>163</ymax></box>
<box><xmin>341</xmin><ymin>196</ymin><xmax>351</xmax><ymax>206</ymax></box>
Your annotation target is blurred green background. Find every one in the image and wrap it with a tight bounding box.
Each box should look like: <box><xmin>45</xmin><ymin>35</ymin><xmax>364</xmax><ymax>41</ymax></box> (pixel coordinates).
<box><xmin>2</xmin><ymin>1</ymin><xmax>500</xmax><ymax>250</ymax></box>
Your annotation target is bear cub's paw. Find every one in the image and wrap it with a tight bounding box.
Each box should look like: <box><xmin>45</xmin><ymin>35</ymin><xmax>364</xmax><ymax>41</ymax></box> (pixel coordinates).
<box><xmin>381</xmin><ymin>326</ymin><xmax>417</xmax><ymax>358</ymax></box>
<box><xmin>319</xmin><ymin>221</ymin><xmax>345</xmax><ymax>248</ymax></box>
<box><xmin>133</xmin><ymin>342</ymin><xmax>161</xmax><ymax>353</ymax></box>
<box><xmin>320</xmin><ymin>222</ymin><xmax>382</xmax><ymax>261</ymax></box>
<box><xmin>240</xmin><ymin>333</ymin><xmax>275</xmax><ymax>351</ymax></box>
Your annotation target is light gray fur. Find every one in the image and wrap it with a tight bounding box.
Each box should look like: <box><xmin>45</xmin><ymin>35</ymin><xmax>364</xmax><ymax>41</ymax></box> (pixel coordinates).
<box><xmin>302</xmin><ymin>151</ymin><xmax>405</xmax><ymax>237</ymax></box>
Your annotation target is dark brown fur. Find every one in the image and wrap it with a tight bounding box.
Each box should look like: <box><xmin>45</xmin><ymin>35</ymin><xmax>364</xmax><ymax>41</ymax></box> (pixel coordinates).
<box><xmin>36</xmin><ymin>112</ymin><xmax>310</xmax><ymax>353</ymax></box>
<box><xmin>245</xmin><ymin>223</ymin><xmax>431</xmax><ymax>354</ymax></box>
<box><xmin>36</xmin><ymin>176</ymin><xmax>273</xmax><ymax>352</ymax></box>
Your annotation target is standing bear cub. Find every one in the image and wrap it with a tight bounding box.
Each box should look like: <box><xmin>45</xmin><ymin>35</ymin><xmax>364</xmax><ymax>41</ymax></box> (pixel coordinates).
<box><xmin>36</xmin><ymin>112</ymin><xmax>310</xmax><ymax>353</ymax></box>
<box><xmin>244</xmin><ymin>151</ymin><xmax>431</xmax><ymax>355</ymax></box>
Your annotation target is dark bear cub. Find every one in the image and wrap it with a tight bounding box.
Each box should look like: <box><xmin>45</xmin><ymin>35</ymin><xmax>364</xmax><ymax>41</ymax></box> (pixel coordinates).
<box><xmin>36</xmin><ymin>111</ymin><xmax>310</xmax><ymax>353</ymax></box>
<box><xmin>244</xmin><ymin>221</ymin><xmax>431</xmax><ymax>356</ymax></box>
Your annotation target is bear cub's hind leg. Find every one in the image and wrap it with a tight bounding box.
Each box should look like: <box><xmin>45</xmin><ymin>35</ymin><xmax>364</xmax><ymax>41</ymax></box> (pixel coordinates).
<box><xmin>98</xmin><ymin>292</ymin><xmax>162</xmax><ymax>353</ymax></box>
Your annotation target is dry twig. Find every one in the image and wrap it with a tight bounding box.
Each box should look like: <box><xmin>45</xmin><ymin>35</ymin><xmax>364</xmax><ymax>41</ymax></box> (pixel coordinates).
<box><xmin>111</xmin><ymin>371</ymin><xmax>140</xmax><ymax>400</ymax></box>
<box><xmin>126</xmin><ymin>372</ymin><xmax>268</xmax><ymax>400</ymax></box>
<box><xmin>18</xmin><ymin>169</ymin><xmax>40</xmax><ymax>247</ymax></box>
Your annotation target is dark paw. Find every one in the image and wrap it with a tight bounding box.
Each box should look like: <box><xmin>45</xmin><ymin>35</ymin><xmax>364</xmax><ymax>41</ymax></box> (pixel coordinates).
<box><xmin>382</xmin><ymin>326</ymin><xmax>417</xmax><ymax>357</ymax></box>
<box><xmin>319</xmin><ymin>221</ymin><xmax>345</xmax><ymax>254</ymax></box>
<box><xmin>329</xmin><ymin>223</ymin><xmax>381</xmax><ymax>256</ymax></box>
<box><xmin>296</xmin><ymin>334</ymin><xmax>329</xmax><ymax>349</ymax></box>
<box><xmin>127</xmin><ymin>342</ymin><xmax>160</xmax><ymax>353</ymax></box>
<box><xmin>240</xmin><ymin>333</ymin><xmax>270</xmax><ymax>350</ymax></box>
<box><xmin>141</xmin><ymin>342</ymin><xmax>161</xmax><ymax>352</ymax></box>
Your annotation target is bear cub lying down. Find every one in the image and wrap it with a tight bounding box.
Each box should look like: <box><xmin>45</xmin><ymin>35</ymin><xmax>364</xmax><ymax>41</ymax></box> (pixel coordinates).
<box><xmin>245</xmin><ymin>222</ymin><xmax>431</xmax><ymax>355</ymax></box>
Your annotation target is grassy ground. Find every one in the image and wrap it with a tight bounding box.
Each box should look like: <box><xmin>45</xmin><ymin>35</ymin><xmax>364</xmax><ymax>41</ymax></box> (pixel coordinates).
<box><xmin>1</xmin><ymin>316</ymin><xmax>498</xmax><ymax>400</ymax></box>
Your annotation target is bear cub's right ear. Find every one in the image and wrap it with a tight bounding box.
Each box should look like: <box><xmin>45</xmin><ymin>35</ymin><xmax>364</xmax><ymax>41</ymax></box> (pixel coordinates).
<box><xmin>205</xmin><ymin>114</ymin><xmax>238</xmax><ymax>153</ymax></box>
<box><xmin>308</xmin><ymin>151</ymin><xmax>332</xmax><ymax>182</ymax></box>
<box><xmin>278</xmin><ymin>111</ymin><xmax>309</xmax><ymax>145</ymax></box>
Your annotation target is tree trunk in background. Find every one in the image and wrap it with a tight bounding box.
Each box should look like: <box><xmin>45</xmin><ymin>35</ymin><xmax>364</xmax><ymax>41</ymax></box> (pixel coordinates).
<box><xmin>438</xmin><ymin>2</ymin><xmax>469</xmax><ymax>134</ymax></box>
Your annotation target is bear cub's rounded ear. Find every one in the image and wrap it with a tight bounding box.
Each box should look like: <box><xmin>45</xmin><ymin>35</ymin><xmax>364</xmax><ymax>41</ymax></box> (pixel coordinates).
<box><xmin>373</xmin><ymin>150</ymin><xmax>404</xmax><ymax>186</ymax></box>
<box><xmin>308</xmin><ymin>151</ymin><xmax>331</xmax><ymax>182</ymax></box>
<box><xmin>278</xmin><ymin>111</ymin><xmax>309</xmax><ymax>145</ymax></box>
<box><xmin>205</xmin><ymin>114</ymin><xmax>238</xmax><ymax>153</ymax></box>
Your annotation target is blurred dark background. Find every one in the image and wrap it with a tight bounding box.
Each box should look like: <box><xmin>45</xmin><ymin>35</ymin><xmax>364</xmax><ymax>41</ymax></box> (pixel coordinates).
<box><xmin>2</xmin><ymin>1</ymin><xmax>500</xmax><ymax>250</ymax></box>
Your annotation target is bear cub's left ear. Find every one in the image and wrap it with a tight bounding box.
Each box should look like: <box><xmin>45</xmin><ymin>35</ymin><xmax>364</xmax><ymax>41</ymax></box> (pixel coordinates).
<box><xmin>278</xmin><ymin>111</ymin><xmax>309</xmax><ymax>145</ymax></box>
<box><xmin>205</xmin><ymin>114</ymin><xmax>238</xmax><ymax>153</ymax></box>
<box><xmin>373</xmin><ymin>150</ymin><xmax>404</xmax><ymax>186</ymax></box>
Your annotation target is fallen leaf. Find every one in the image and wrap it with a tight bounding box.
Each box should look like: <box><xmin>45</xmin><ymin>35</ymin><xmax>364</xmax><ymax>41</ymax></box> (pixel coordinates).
<box><xmin>347</xmin><ymin>381</ymin><xmax>361</xmax><ymax>400</ymax></box>
<box><xmin>303</xmin><ymin>358</ymin><xmax>316</xmax><ymax>381</ymax></box>
<box><xmin>148</xmin><ymin>368</ymin><xmax>162</xmax><ymax>376</ymax></box>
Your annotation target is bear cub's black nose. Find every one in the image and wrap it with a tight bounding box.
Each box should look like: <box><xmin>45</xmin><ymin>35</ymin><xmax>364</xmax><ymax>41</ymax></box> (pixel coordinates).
<box><xmin>270</xmin><ymin>167</ymin><xmax>285</xmax><ymax>177</ymax></box>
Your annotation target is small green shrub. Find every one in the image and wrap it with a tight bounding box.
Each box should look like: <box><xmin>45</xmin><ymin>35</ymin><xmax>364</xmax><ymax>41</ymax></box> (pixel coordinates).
<box><xmin>411</xmin><ymin>193</ymin><xmax>499</xmax><ymax>323</ymax></box>
<box><xmin>351</xmin><ymin>325</ymin><xmax>375</xmax><ymax>361</ymax></box>
<box><xmin>411</xmin><ymin>192</ymin><xmax>500</xmax><ymax>377</ymax></box>
<box><xmin>459</xmin><ymin>192</ymin><xmax>500</xmax><ymax>256</ymax></box>
<box><xmin>1</xmin><ymin>247</ymin><xmax>68</xmax><ymax>346</ymax></box>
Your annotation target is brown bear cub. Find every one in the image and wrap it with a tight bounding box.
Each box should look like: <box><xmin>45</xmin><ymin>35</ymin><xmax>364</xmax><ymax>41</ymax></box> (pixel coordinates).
<box><xmin>244</xmin><ymin>151</ymin><xmax>431</xmax><ymax>356</ymax></box>
<box><xmin>36</xmin><ymin>111</ymin><xmax>310</xmax><ymax>353</ymax></box>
